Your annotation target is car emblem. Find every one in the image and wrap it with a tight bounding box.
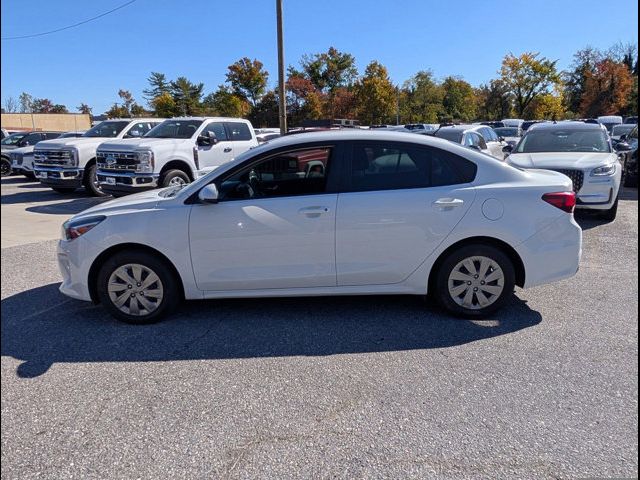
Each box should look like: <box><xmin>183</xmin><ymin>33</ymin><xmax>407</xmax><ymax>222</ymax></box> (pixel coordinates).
<box><xmin>106</xmin><ymin>155</ymin><xmax>117</xmax><ymax>165</ymax></box>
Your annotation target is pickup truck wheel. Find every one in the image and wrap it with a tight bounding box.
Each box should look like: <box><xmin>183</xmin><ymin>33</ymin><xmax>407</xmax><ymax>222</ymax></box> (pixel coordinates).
<box><xmin>84</xmin><ymin>163</ymin><xmax>109</xmax><ymax>197</ymax></box>
<box><xmin>161</xmin><ymin>170</ymin><xmax>190</xmax><ymax>188</ymax></box>
<box><xmin>434</xmin><ymin>244</ymin><xmax>515</xmax><ymax>318</ymax></box>
<box><xmin>1</xmin><ymin>157</ymin><xmax>12</xmax><ymax>177</ymax></box>
<box><xmin>52</xmin><ymin>187</ymin><xmax>77</xmax><ymax>194</ymax></box>
<box><xmin>97</xmin><ymin>250</ymin><xmax>180</xmax><ymax>324</ymax></box>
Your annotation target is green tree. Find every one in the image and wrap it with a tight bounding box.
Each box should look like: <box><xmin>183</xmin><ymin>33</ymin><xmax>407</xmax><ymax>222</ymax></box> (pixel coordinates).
<box><xmin>202</xmin><ymin>86</ymin><xmax>249</xmax><ymax>118</ymax></box>
<box><xmin>143</xmin><ymin>72</ymin><xmax>170</xmax><ymax>105</ymax></box>
<box><xmin>31</xmin><ymin>98</ymin><xmax>54</xmax><ymax>113</ymax></box>
<box><xmin>500</xmin><ymin>52</ymin><xmax>562</xmax><ymax>117</ymax></box>
<box><xmin>249</xmin><ymin>90</ymin><xmax>279</xmax><ymax>127</ymax></box>
<box><xmin>476</xmin><ymin>79</ymin><xmax>512</xmax><ymax>120</ymax></box>
<box><xmin>50</xmin><ymin>104</ymin><xmax>69</xmax><ymax>113</ymax></box>
<box><xmin>77</xmin><ymin>103</ymin><xmax>92</xmax><ymax>115</ymax></box>
<box><xmin>170</xmin><ymin>77</ymin><xmax>204</xmax><ymax>116</ymax></box>
<box><xmin>355</xmin><ymin>61</ymin><xmax>397</xmax><ymax>124</ymax></box>
<box><xmin>563</xmin><ymin>47</ymin><xmax>601</xmax><ymax>116</ymax></box>
<box><xmin>151</xmin><ymin>92</ymin><xmax>178</xmax><ymax>118</ymax></box>
<box><xmin>399</xmin><ymin>71</ymin><xmax>444</xmax><ymax>123</ymax></box>
<box><xmin>441</xmin><ymin>76</ymin><xmax>477</xmax><ymax>122</ymax></box>
<box><xmin>226</xmin><ymin>58</ymin><xmax>269</xmax><ymax>107</ymax></box>
<box><xmin>286</xmin><ymin>74</ymin><xmax>323</xmax><ymax>126</ymax></box>
<box><xmin>105</xmin><ymin>103</ymin><xmax>129</xmax><ymax>118</ymax></box>
<box><xmin>19</xmin><ymin>92</ymin><xmax>33</xmax><ymax>113</ymax></box>
<box><xmin>300</xmin><ymin>47</ymin><xmax>358</xmax><ymax>92</ymax></box>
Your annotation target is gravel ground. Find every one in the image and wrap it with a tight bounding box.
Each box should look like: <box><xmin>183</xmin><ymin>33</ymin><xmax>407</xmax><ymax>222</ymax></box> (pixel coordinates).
<box><xmin>1</xmin><ymin>182</ymin><xmax>638</xmax><ymax>479</ymax></box>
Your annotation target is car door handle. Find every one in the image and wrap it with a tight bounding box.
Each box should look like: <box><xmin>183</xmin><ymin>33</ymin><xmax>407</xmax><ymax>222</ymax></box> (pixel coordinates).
<box><xmin>223</xmin><ymin>147</ymin><xmax>232</xmax><ymax>153</ymax></box>
<box><xmin>433</xmin><ymin>198</ymin><xmax>465</xmax><ymax>208</ymax></box>
<box><xmin>298</xmin><ymin>206</ymin><xmax>330</xmax><ymax>218</ymax></box>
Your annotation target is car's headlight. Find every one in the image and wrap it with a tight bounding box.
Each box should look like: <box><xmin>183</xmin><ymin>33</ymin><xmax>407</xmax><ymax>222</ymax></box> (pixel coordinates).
<box><xmin>136</xmin><ymin>150</ymin><xmax>154</xmax><ymax>173</ymax></box>
<box><xmin>590</xmin><ymin>163</ymin><xmax>617</xmax><ymax>176</ymax></box>
<box><xmin>62</xmin><ymin>148</ymin><xmax>79</xmax><ymax>166</ymax></box>
<box><xmin>62</xmin><ymin>215</ymin><xmax>106</xmax><ymax>241</ymax></box>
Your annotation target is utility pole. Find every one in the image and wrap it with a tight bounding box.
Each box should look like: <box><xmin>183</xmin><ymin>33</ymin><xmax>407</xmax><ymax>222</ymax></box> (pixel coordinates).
<box><xmin>276</xmin><ymin>0</ymin><xmax>287</xmax><ymax>134</ymax></box>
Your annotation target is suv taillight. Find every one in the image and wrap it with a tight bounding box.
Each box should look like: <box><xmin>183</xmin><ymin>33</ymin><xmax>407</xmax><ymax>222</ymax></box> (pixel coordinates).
<box><xmin>542</xmin><ymin>192</ymin><xmax>576</xmax><ymax>213</ymax></box>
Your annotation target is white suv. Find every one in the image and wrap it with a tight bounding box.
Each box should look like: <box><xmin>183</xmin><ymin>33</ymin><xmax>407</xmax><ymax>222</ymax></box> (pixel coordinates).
<box><xmin>33</xmin><ymin>119</ymin><xmax>163</xmax><ymax>196</ymax></box>
<box><xmin>96</xmin><ymin>117</ymin><xmax>258</xmax><ymax>196</ymax></box>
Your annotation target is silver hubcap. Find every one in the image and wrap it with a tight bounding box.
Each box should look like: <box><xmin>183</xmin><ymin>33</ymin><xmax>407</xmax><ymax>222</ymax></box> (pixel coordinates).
<box><xmin>169</xmin><ymin>176</ymin><xmax>187</xmax><ymax>186</ymax></box>
<box><xmin>447</xmin><ymin>256</ymin><xmax>504</xmax><ymax>310</ymax></box>
<box><xmin>107</xmin><ymin>264</ymin><xmax>164</xmax><ymax>316</ymax></box>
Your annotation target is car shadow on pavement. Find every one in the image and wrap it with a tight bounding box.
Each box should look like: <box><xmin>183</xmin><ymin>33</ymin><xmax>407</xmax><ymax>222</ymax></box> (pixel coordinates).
<box><xmin>26</xmin><ymin>198</ymin><xmax>111</xmax><ymax>215</ymax></box>
<box><xmin>1</xmin><ymin>283</ymin><xmax>542</xmax><ymax>378</ymax></box>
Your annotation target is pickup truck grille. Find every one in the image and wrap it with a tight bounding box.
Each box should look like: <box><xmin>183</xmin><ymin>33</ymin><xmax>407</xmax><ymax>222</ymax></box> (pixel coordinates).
<box><xmin>33</xmin><ymin>150</ymin><xmax>72</xmax><ymax>167</ymax></box>
<box><xmin>96</xmin><ymin>150</ymin><xmax>138</xmax><ymax>172</ymax></box>
<box><xmin>550</xmin><ymin>169</ymin><xmax>584</xmax><ymax>192</ymax></box>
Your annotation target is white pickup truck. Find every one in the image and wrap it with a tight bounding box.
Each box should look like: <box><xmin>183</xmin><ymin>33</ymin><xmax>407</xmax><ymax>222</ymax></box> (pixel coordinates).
<box><xmin>95</xmin><ymin>117</ymin><xmax>258</xmax><ymax>196</ymax></box>
<box><xmin>33</xmin><ymin>119</ymin><xmax>163</xmax><ymax>196</ymax></box>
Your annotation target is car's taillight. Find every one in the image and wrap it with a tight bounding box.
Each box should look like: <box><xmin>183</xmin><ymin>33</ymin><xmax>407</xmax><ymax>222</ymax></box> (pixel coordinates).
<box><xmin>542</xmin><ymin>192</ymin><xmax>576</xmax><ymax>213</ymax></box>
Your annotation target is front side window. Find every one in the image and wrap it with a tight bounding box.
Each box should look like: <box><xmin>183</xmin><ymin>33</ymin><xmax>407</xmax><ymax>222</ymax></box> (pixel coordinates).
<box><xmin>227</xmin><ymin>122</ymin><xmax>252</xmax><ymax>141</ymax></box>
<box><xmin>145</xmin><ymin>120</ymin><xmax>204</xmax><ymax>139</ymax></box>
<box><xmin>347</xmin><ymin>142</ymin><xmax>476</xmax><ymax>192</ymax></box>
<box><xmin>219</xmin><ymin>147</ymin><xmax>332</xmax><ymax>200</ymax></box>
<box><xmin>202</xmin><ymin>122</ymin><xmax>229</xmax><ymax>141</ymax></box>
<box><xmin>83</xmin><ymin>121</ymin><xmax>131</xmax><ymax>138</ymax></box>
<box><xmin>1</xmin><ymin>133</ymin><xmax>27</xmax><ymax>146</ymax></box>
<box><xmin>23</xmin><ymin>133</ymin><xmax>44</xmax><ymax>145</ymax></box>
<box><xmin>516</xmin><ymin>129</ymin><xmax>610</xmax><ymax>153</ymax></box>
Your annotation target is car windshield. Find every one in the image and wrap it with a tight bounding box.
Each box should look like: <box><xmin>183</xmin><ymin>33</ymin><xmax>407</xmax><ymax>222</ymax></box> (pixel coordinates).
<box><xmin>1</xmin><ymin>133</ymin><xmax>28</xmax><ymax>146</ymax></box>
<box><xmin>145</xmin><ymin>120</ymin><xmax>204</xmax><ymax>139</ymax></box>
<box><xmin>600</xmin><ymin>122</ymin><xmax>619</xmax><ymax>133</ymax></box>
<box><xmin>494</xmin><ymin>127</ymin><xmax>520</xmax><ymax>137</ymax></box>
<box><xmin>516</xmin><ymin>129</ymin><xmax>610</xmax><ymax>153</ymax></box>
<box><xmin>83</xmin><ymin>121</ymin><xmax>130</xmax><ymax>138</ymax></box>
<box><xmin>434</xmin><ymin>130</ymin><xmax>463</xmax><ymax>143</ymax></box>
<box><xmin>612</xmin><ymin>125</ymin><xmax>635</xmax><ymax>136</ymax></box>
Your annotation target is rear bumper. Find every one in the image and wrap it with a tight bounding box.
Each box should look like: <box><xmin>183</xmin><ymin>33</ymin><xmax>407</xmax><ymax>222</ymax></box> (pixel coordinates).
<box><xmin>97</xmin><ymin>171</ymin><xmax>158</xmax><ymax>195</ymax></box>
<box><xmin>34</xmin><ymin>166</ymin><xmax>84</xmax><ymax>188</ymax></box>
<box><xmin>516</xmin><ymin>214</ymin><xmax>582</xmax><ymax>289</ymax></box>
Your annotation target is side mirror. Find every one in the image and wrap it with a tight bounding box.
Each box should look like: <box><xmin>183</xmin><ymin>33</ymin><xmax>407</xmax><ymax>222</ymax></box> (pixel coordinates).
<box><xmin>498</xmin><ymin>136</ymin><xmax>505</xmax><ymax>142</ymax></box>
<box><xmin>615</xmin><ymin>142</ymin><xmax>631</xmax><ymax>151</ymax></box>
<box><xmin>198</xmin><ymin>184</ymin><xmax>219</xmax><ymax>204</ymax></box>
<box><xmin>502</xmin><ymin>144</ymin><xmax>514</xmax><ymax>153</ymax></box>
<box><xmin>619</xmin><ymin>134</ymin><xmax>628</xmax><ymax>142</ymax></box>
<box><xmin>197</xmin><ymin>131</ymin><xmax>219</xmax><ymax>146</ymax></box>
<box><xmin>126</xmin><ymin>130</ymin><xmax>142</xmax><ymax>138</ymax></box>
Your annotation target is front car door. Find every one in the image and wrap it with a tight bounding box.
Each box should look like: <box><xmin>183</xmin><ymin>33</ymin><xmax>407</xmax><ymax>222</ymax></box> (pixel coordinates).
<box><xmin>189</xmin><ymin>143</ymin><xmax>341</xmax><ymax>291</ymax></box>
<box><xmin>335</xmin><ymin>141</ymin><xmax>476</xmax><ymax>286</ymax></box>
<box><xmin>196</xmin><ymin>122</ymin><xmax>235</xmax><ymax>174</ymax></box>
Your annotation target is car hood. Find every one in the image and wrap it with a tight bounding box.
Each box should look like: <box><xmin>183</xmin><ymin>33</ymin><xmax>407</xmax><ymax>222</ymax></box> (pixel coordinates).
<box><xmin>72</xmin><ymin>188</ymin><xmax>170</xmax><ymax>219</ymax></box>
<box><xmin>507</xmin><ymin>152</ymin><xmax>617</xmax><ymax>169</ymax></box>
<box><xmin>6</xmin><ymin>145</ymin><xmax>34</xmax><ymax>154</ymax></box>
<box><xmin>97</xmin><ymin>138</ymin><xmax>189</xmax><ymax>152</ymax></box>
<box><xmin>34</xmin><ymin>137</ymin><xmax>120</xmax><ymax>150</ymax></box>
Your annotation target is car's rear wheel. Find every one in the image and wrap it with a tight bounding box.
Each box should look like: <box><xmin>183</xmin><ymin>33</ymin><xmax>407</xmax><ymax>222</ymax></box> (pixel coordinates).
<box><xmin>97</xmin><ymin>250</ymin><xmax>180</xmax><ymax>324</ymax></box>
<box><xmin>434</xmin><ymin>244</ymin><xmax>515</xmax><ymax>318</ymax></box>
<box><xmin>160</xmin><ymin>169</ymin><xmax>190</xmax><ymax>188</ymax></box>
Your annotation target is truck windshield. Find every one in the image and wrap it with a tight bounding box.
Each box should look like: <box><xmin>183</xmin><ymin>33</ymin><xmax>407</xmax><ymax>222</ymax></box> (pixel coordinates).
<box><xmin>83</xmin><ymin>121</ymin><xmax>130</xmax><ymax>138</ymax></box>
<box><xmin>516</xmin><ymin>129</ymin><xmax>610</xmax><ymax>153</ymax></box>
<box><xmin>145</xmin><ymin>120</ymin><xmax>204</xmax><ymax>139</ymax></box>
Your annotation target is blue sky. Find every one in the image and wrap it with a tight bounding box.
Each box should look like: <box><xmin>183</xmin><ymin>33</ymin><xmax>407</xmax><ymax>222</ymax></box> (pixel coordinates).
<box><xmin>1</xmin><ymin>0</ymin><xmax>638</xmax><ymax>114</ymax></box>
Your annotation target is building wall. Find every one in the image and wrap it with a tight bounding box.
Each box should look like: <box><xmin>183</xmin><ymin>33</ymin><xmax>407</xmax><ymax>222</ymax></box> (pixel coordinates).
<box><xmin>1</xmin><ymin>113</ymin><xmax>91</xmax><ymax>132</ymax></box>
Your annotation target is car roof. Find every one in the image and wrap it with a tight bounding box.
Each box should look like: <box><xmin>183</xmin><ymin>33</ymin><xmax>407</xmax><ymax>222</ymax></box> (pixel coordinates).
<box><xmin>527</xmin><ymin>121</ymin><xmax>606</xmax><ymax>131</ymax></box>
<box><xmin>435</xmin><ymin>124</ymin><xmax>483</xmax><ymax>133</ymax></box>
<box><xmin>166</xmin><ymin>116</ymin><xmax>250</xmax><ymax>122</ymax></box>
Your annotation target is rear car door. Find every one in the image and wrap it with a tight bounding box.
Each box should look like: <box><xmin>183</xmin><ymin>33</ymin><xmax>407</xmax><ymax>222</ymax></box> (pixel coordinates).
<box><xmin>335</xmin><ymin>141</ymin><xmax>477</xmax><ymax>286</ymax></box>
<box><xmin>196</xmin><ymin>122</ymin><xmax>235</xmax><ymax>174</ymax></box>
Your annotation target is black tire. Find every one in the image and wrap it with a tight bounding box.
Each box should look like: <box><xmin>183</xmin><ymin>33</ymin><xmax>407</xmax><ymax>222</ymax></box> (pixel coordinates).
<box><xmin>160</xmin><ymin>169</ymin><xmax>190</xmax><ymax>188</ymax></box>
<box><xmin>83</xmin><ymin>163</ymin><xmax>109</xmax><ymax>197</ymax></box>
<box><xmin>1</xmin><ymin>157</ymin><xmax>12</xmax><ymax>177</ymax></box>
<box><xmin>599</xmin><ymin>196</ymin><xmax>618</xmax><ymax>222</ymax></box>
<box><xmin>52</xmin><ymin>187</ymin><xmax>77</xmax><ymax>194</ymax></box>
<box><xmin>96</xmin><ymin>250</ymin><xmax>181</xmax><ymax>324</ymax></box>
<box><xmin>434</xmin><ymin>244</ymin><xmax>516</xmax><ymax>318</ymax></box>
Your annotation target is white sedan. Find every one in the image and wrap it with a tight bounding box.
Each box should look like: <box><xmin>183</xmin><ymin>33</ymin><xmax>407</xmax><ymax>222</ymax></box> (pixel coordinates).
<box><xmin>57</xmin><ymin>131</ymin><xmax>582</xmax><ymax>324</ymax></box>
<box><xmin>506</xmin><ymin>122</ymin><xmax>622</xmax><ymax>221</ymax></box>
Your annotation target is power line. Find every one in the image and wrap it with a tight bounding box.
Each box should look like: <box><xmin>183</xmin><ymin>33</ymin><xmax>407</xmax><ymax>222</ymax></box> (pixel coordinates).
<box><xmin>1</xmin><ymin>0</ymin><xmax>138</xmax><ymax>40</ymax></box>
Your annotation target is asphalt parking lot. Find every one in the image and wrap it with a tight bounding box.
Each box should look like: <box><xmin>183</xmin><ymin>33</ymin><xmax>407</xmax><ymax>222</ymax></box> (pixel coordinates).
<box><xmin>1</xmin><ymin>176</ymin><xmax>638</xmax><ymax>479</ymax></box>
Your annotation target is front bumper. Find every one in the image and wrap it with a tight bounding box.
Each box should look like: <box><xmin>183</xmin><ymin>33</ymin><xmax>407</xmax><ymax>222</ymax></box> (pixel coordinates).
<box><xmin>34</xmin><ymin>166</ymin><xmax>84</xmax><ymax>188</ymax></box>
<box><xmin>57</xmin><ymin>237</ymin><xmax>95</xmax><ymax>302</ymax></box>
<box><xmin>97</xmin><ymin>171</ymin><xmax>159</xmax><ymax>195</ymax></box>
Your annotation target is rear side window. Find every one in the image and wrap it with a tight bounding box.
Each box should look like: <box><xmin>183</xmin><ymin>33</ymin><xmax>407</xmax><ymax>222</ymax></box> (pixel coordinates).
<box><xmin>202</xmin><ymin>122</ymin><xmax>229</xmax><ymax>141</ymax></box>
<box><xmin>227</xmin><ymin>122</ymin><xmax>252</xmax><ymax>141</ymax></box>
<box><xmin>347</xmin><ymin>142</ymin><xmax>476</xmax><ymax>192</ymax></box>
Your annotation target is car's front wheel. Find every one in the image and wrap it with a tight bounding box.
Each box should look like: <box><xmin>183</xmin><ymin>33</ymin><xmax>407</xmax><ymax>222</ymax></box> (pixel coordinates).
<box><xmin>97</xmin><ymin>250</ymin><xmax>181</xmax><ymax>324</ymax></box>
<box><xmin>599</xmin><ymin>196</ymin><xmax>619</xmax><ymax>222</ymax></box>
<box><xmin>1</xmin><ymin>157</ymin><xmax>12</xmax><ymax>177</ymax></box>
<box><xmin>434</xmin><ymin>244</ymin><xmax>516</xmax><ymax>318</ymax></box>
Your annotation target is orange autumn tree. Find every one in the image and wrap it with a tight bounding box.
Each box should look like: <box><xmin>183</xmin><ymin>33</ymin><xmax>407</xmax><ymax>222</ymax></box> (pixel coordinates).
<box><xmin>580</xmin><ymin>59</ymin><xmax>633</xmax><ymax>117</ymax></box>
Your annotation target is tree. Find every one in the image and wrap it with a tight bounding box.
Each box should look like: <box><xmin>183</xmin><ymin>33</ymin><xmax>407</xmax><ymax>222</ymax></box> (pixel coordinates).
<box><xmin>202</xmin><ymin>86</ymin><xmax>249</xmax><ymax>118</ymax></box>
<box><xmin>31</xmin><ymin>98</ymin><xmax>54</xmax><ymax>113</ymax></box>
<box><xmin>526</xmin><ymin>92</ymin><xmax>566</xmax><ymax>120</ymax></box>
<box><xmin>3</xmin><ymin>97</ymin><xmax>18</xmax><ymax>113</ymax></box>
<box><xmin>143</xmin><ymin>72</ymin><xmax>170</xmax><ymax>105</ymax></box>
<box><xmin>170</xmin><ymin>77</ymin><xmax>204</xmax><ymax>116</ymax></box>
<box><xmin>226</xmin><ymin>58</ymin><xmax>269</xmax><ymax>107</ymax></box>
<box><xmin>105</xmin><ymin>103</ymin><xmax>129</xmax><ymax>118</ymax></box>
<box><xmin>563</xmin><ymin>47</ymin><xmax>601</xmax><ymax>116</ymax></box>
<box><xmin>476</xmin><ymin>79</ymin><xmax>512</xmax><ymax>120</ymax></box>
<box><xmin>249</xmin><ymin>90</ymin><xmax>279</xmax><ymax>127</ymax></box>
<box><xmin>441</xmin><ymin>76</ymin><xmax>477</xmax><ymax>122</ymax></box>
<box><xmin>399</xmin><ymin>71</ymin><xmax>444</xmax><ymax>123</ymax></box>
<box><xmin>300</xmin><ymin>47</ymin><xmax>358</xmax><ymax>93</ymax></box>
<box><xmin>286</xmin><ymin>74</ymin><xmax>323</xmax><ymax>125</ymax></box>
<box><xmin>77</xmin><ymin>103</ymin><xmax>92</xmax><ymax>115</ymax></box>
<box><xmin>151</xmin><ymin>92</ymin><xmax>178</xmax><ymax>118</ymax></box>
<box><xmin>580</xmin><ymin>59</ymin><xmax>634</xmax><ymax>117</ymax></box>
<box><xmin>118</xmin><ymin>89</ymin><xmax>136</xmax><ymax>113</ymax></box>
<box><xmin>50</xmin><ymin>104</ymin><xmax>69</xmax><ymax>114</ymax></box>
<box><xmin>19</xmin><ymin>92</ymin><xmax>33</xmax><ymax>113</ymax></box>
<box><xmin>500</xmin><ymin>52</ymin><xmax>562</xmax><ymax>117</ymax></box>
<box><xmin>130</xmin><ymin>104</ymin><xmax>148</xmax><ymax>117</ymax></box>
<box><xmin>355</xmin><ymin>61</ymin><xmax>397</xmax><ymax>124</ymax></box>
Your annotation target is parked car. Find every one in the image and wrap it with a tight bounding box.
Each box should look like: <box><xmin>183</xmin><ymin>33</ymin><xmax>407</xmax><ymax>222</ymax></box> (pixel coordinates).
<box><xmin>96</xmin><ymin>117</ymin><xmax>257</xmax><ymax>196</ymax></box>
<box><xmin>33</xmin><ymin>119</ymin><xmax>163</xmax><ymax>196</ymax></box>
<box><xmin>256</xmin><ymin>132</ymin><xmax>282</xmax><ymax>144</ymax></box>
<box><xmin>404</xmin><ymin>124</ymin><xmax>438</xmax><ymax>134</ymax></box>
<box><xmin>621</xmin><ymin>125</ymin><xmax>638</xmax><ymax>187</ymax></box>
<box><xmin>597</xmin><ymin>115</ymin><xmax>623</xmax><ymax>134</ymax></box>
<box><xmin>623</xmin><ymin>116</ymin><xmax>638</xmax><ymax>124</ymax></box>
<box><xmin>434</xmin><ymin>124</ymin><xmax>507</xmax><ymax>160</ymax></box>
<box><xmin>521</xmin><ymin>120</ymin><xmax>551</xmax><ymax>131</ymax></box>
<box><xmin>10</xmin><ymin>131</ymin><xmax>85</xmax><ymax>179</ymax></box>
<box><xmin>1</xmin><ymin>131</ymin><xmax>64</xmax><ymax>177</ymax></box>
<box><xmin>480</xmin><ymin>121</ymin><xmax>505</xmax><ymax>129</ymax></box>
<box><xmin>505</xmin><ymin>122</ymin><xmax>622</xmax><ymax>221</ymax></box>
<box><xmin>501</xmin><ymin>119</ymin><xmax>525</xmax><ymax>128</ymax></box>
<box><xmin>610</xmin><ymin>123</ymin><xmax>636</xmax><ymax>142</ymax></box>
<box><xmin>57</xmin><ymin>130</ymin><xmax>582</xmax><ymax>324</ymax></box>
<box><xmin>493</xmin><ymin>127</ymin><xmax>523</xmax><ymax>149</ymax></box>
<box><xmin>0</xmin><ymin>128</ymin><xmax>8</xmax><ymax>140</ymax></box>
